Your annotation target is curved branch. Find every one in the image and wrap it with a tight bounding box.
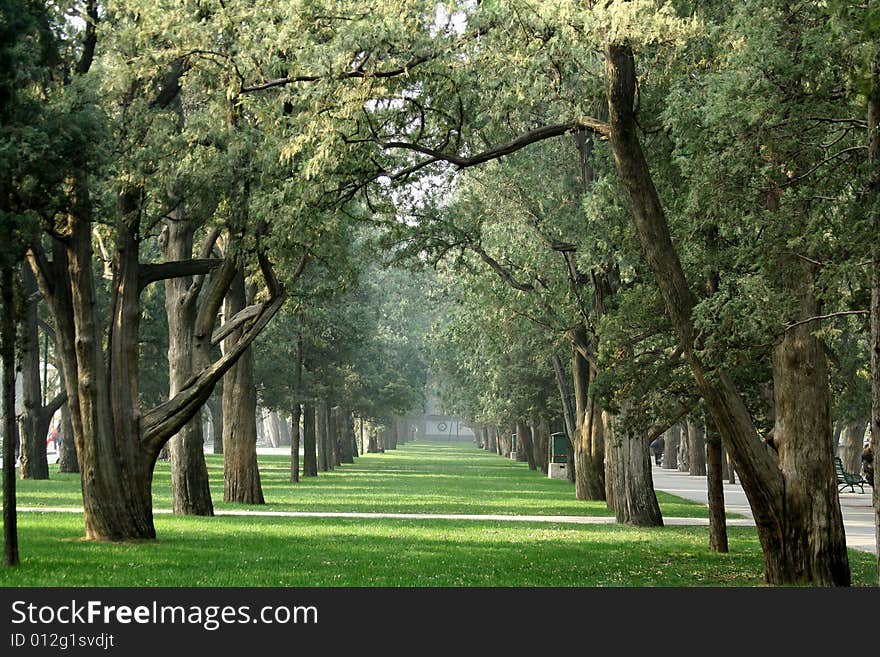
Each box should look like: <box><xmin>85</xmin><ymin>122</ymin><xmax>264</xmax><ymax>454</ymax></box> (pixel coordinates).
<box><xmin>382</xmin><ymin>119</ymin><xmax>609</xmax><ymax>174</ymax></box>
<box><xmin>141</xmin><ymin>293</ymin><xmax>285</xmax><ymax>457</ymax></box>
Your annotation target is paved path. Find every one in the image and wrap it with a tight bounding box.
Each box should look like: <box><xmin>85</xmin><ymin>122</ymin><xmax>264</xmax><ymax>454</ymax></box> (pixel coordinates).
<box><xmin>651</xmin><ymin>464</ymin><xmax>877</xmax><ymax>555</ymax></box>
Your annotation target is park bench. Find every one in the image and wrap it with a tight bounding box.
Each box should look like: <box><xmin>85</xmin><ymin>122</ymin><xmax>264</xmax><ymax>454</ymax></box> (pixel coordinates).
<box><xmin>835</xmin><ymin>457</ymin><xmax>869</xmax><ymax>494</ymax></box>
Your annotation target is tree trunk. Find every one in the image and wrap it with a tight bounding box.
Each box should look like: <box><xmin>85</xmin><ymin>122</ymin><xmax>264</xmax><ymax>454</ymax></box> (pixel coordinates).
<box><xmin>572</xmin><ymin>329</ymin><xmax>606</xmax><ymax>500</ymax></box>
<box><xmin>841</xmin><ymin>422</ymin><xmax>866</xmax><ymax>474</ymax></box>
<box><xmin>328</xmin><ymin>405</ymin><xmax>339</xmax><ymax>465</ymax></box>
<box><xmin>662</xmin><ymin>425</ymin><xmax>679</xmax><ymax>470</ymax></box>
<box><xmin>222</xmin><ymin>268</ymin><xmax>264</xmax><ymax>504</ymax></box>
<box><xmin>486</xmin><ymin>425</ymin><xmax>497</xmax><ymax>452</ymax></box>
<box><xmin>290</xmin><ymin>404</ymin><xmax>301</xmax><ymax>483</ymax></box>
<box><xmin>705</xmin><ymin>420</ymin><xmax>728</xmax><ymax>553</ymax></box>
<box><xmin>677</xmin><ymin>424</ymin><xmax>689</xmax><ymax>472</ymax></box>
<box><xmin>686</xmin><ymin>420</ymin><xmax>706</xmax><ymax>476</ymax></box>
<box><xmin>551</xmin><ymin>354</ymin><xmax>577</xmax><ymax>452</ymax></box>
<box><xmin>317</xmin><ymin>399</ymin><xmax>329</xmax><ymax>470</ymax></box>
<box><xmin>209</xmin><ymin>393</ymin><xmax>223</xmax><ymax>454</ymax></box>
<box><xmin>56</xmin><ymin>399</ymin><xmax>78</xmax><ymax>473</ymax></box>
<box><xmin>2</xmin><ymin>265</ymin><xmax>20</xmax><ymax>566</ymax></box>
<box><xmin>532</xmin><ymin>419</ymin><xmax>549</xmax><ymax>474</ymax></box>
<box><xmin>339</xmin><ymin>408</ymin><xmax>354</xmax><ymax>464</ymax></box>
<box><xmin>302</xmin><ymin>402</ymin><xmax>317</xmax><ymax>477</ymax></box>
<box><xmin>366</xmin><ymin>421</ymin><xmax>379</xmax><ymax>453</ymax></box>
<box><xmin>18</xmin><ymin>265</ymin><xmax>66</xmax><ymax>480</ymax></box>
<box><xmin>605</xmin><ymin>41</ymin><xmax>849</xmax><ymax>585</ymax></box>
<box><xmin>164</xmin><ymin>218</ymin><xmax>213</xmax><ymax>516</ymax></box>
<box><xmin>17</xmin><ymin>271</ymin><xmax>48</xmax><ymax>479</ymax></box>
<box><xmin>607</xmin><ymin>410</ymin><xmax>662</xmax><ymax>526</ymax></box>
<box><xmin>516</xmin><ymin>421</ymin><xmax>536</xmax><ymax>469</ymax></box>
<box><xmin>770</xmin><ymin>261</ymin><xmax>847</xmax><ymax>580</ymax></box>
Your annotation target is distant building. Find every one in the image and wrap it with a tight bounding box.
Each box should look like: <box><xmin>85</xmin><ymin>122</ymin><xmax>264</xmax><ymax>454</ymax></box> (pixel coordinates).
<box><xmin>409</xmin><ymin>385</ymin><xmax>474</xmax><ymax>442</ymax></box>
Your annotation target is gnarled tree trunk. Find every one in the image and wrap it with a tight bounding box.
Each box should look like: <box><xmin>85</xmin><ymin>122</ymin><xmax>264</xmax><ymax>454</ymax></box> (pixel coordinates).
<box><xmin>163</xmin><ymin>218</ymin><xmax>213</xmax><ymax>516</ymax></box>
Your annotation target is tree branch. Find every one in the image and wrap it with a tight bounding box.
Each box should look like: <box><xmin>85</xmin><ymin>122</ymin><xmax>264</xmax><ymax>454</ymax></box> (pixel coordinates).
<box><xmin>211</xmin><ymin>303</ymin><xmax>261</xmax><ymax>346</ymax></box>
<box><xmin>42</xmin><ymin>390</ymin><xmax>67</xmax><ymax>418</ymax></box>
<box><xmin>185</xmin><ymin>227</ymin><xmax>222</xmax><ymax>304</ymax></box>
<box><xmin>783</xmin><ymin>309</ymin><xmax>868</xmax><ymax>332</ymax></box>
<box><xmin>240</xmin><ymin>52</ymin><xmax>434</xmax><ymax>94</ymax></box>
<box><xmin>382</xmin><ymin>119</ymin><xmax>609</xmax><ymax>174</ymax></box>
<box><xmin>470</xmin><ymin>243</ymin><xmax>534</xmax><ymax>292</ymax></box>
<box><xmin>26</xmin><ymin>243</ymin><xmax>54</xmax><ymax>299</ymax></box>
<box><xmin>138</xmin><ymin>258</ymin><xmax>223</xmax><ymax>293</ymax></box>
<box><xmin>194</xmin><ymin>253</ymin><xmax>238</xmax><ymax>340</ymax></box>
<box><xmin>75</xmin><ymin>0</ymin><xmax>98</xmax><ymax>75</ymax></box>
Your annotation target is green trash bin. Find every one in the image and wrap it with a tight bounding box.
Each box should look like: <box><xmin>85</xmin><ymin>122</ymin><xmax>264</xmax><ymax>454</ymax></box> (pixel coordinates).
<box><xmin>550</xmin><ymin>432</ymin><xmax>568</xmax><ymax>464</ymax></box>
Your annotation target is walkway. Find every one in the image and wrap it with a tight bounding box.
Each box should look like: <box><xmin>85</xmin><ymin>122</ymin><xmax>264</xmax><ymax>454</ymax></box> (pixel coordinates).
<box><xmin>650</xmin><ymin>464</ymin><xmax>877</xmax><ymax>555</ymax></box>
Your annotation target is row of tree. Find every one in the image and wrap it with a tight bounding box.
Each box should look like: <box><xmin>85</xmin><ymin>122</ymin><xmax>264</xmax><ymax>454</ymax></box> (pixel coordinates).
<box><xmin>1</xmin><ymin>1</ymin><xmax>878</xmax><ymax>587</ymax></box>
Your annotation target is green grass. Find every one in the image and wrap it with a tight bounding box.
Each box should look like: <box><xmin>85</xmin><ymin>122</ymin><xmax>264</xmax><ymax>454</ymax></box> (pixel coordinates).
<box><xmin>2</xmin><ymin>442</ymin><xmax>876</xmax><ymax>587</ymax></box>
<box><xmin>16</xmin><ymin>441</ymin><xmax>706</xmax><ymax>518</ymax></box>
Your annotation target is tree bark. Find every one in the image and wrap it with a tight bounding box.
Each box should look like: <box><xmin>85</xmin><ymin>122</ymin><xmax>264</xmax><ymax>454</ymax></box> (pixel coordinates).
<box><xmin>57</xmin><ymin>398</ymin><xmax>78</xmax><ymax>473</ymax></box>
<box><xmin>317</xmin><ymin>399</ymin><xmax>329</xmax><ymax>470</ymax></box>
<box><xmin>18</xmin><ymin>265</ymin><xmax>66</xmax><ymax>480</ymax></box>
<box><xmin>209</xmin><ymin>394</ymin><xmax>223</xmax><ymax>454</ymax></box>
<box><xmin>662</xmin><ymin>425</ymin><xmax>679</xmax><ymax>470</ymax></box>
<box><xmin>604</xmin><ymin>41</ymin><xmax>849</xmax><ymax>585</ymax></box>
<box><xmin>339</xmin><ymin>409</ymin><xmax>354</xmax><ymax>464</ymax></box>
<box><xmin>607</xmin><ymin>410</ymin><xmax>663</xmax><ymax>526</ymax></box>
<box><xmin>532</xmin><ymin>419</ymin><xmax>549</xmax><ymax>474</ymax></box>
<box><xmin>163</xmin><ymin>217</ymin><xmax>213</xmax><ymax>516</ymax></box>
<box><xmin>677</xmin><ymin>424</ymin><xmax>689</xmax><ymax>472</ymax></box>
<box><xmin>2</xmin><ymin>265</ymin><xmax>20</xmax><ymax>566</ymax></box>
<box><xmin>571</xmin><ymin>328</ymin><xmax>605</xmax><ymax>500</ymax></box>
<box><xmin>290</xmin><ymin>404</ymin><xmax>301</xmax><ymax>483</ymax></box>
<box><xmin>705</xmin><ymin>420</ymin><xmax>728</xmax><ymax>553</ymax></box>
<box><xmin>328</xmin><ymin>405</ymin><xmax>339</xmax><ymax>465</ymax></box>
<box><xmin>221</xmin><ymin>267</ymin><xmax>264</xmax><ymax>504</ymax></box>
<box><xmin>516</xmin><ymin>421</ymin><xmax>536</xmax><ymax>469</ymax></box>
<box><xmin>302</xmin><ymin>402</ymin><xmax>317</xmax><ymax>476</ymax></box>
<box><xmin>771</xmin><ymin>260</ymin><xmax>847</xmax><ymax>579</ymax></box>
<box><xmin>686</xmin><ymin>420</ymin><xmax>706</xmax><ymax>476</ymax></box>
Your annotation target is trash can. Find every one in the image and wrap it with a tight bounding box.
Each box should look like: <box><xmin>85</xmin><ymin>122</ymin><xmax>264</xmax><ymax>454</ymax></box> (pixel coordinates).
<box><xmin>548</xmin><ymin>432</ymin><xmax>569</xmax><ymax>480</ymax></box>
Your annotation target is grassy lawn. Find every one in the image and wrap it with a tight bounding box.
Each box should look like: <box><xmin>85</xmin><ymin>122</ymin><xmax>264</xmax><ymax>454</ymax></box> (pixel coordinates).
<box><xmin>2</xmin><ymin>442</ymin><xmax>876</xmax><ymax>586</ymax></box>
<box><xmin>17</xmin><ymin>441</ymin><xmax>705</xmax><ymax>518</ymax></box>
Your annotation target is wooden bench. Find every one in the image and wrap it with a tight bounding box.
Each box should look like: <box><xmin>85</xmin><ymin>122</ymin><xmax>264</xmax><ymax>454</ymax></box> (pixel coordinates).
<box><xmin>835</xmin><ymin>457</ymin><xmax>869</xmax><ymax>494</ymax></box>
